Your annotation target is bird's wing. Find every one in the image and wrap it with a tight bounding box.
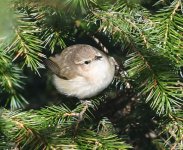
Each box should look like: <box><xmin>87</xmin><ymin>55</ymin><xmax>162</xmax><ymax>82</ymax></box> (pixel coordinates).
<box><xmin>44</xmin><ymin>59</ymin><xmax>69</xmax><ymax>80</ymax></box>
<box><xmin>44</xmin><ymin>46</ymin><xmax>80</xmax><ymax>80</ymax></box>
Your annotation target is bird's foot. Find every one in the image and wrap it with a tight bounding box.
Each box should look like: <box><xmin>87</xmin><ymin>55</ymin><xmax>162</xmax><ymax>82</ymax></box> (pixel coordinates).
<box><xmin>78</xmin><ymin>100</ymin><xmax>93</xmax><ymax>121</ymax></box>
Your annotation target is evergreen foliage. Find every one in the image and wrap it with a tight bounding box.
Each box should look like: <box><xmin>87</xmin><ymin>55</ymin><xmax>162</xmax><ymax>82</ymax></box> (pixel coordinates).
<box><xmin>0</xmin><ymin>0</ymin><xmax>182</xmax><ymax>149</ymax></box>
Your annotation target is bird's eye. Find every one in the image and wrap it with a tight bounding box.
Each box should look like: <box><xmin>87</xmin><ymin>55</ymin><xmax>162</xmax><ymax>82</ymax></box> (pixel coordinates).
<box><xmin>84</xmin><ymin>60</ymin><xmax>91</xmax><ymax>64</ymax></box>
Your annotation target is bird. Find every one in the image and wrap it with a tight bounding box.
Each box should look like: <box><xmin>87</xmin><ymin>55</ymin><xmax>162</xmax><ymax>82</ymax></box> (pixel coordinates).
<box><xmin>44</xmin><ymin>44</ymin><xmax>115</xmax><ymax>99</ymax></box>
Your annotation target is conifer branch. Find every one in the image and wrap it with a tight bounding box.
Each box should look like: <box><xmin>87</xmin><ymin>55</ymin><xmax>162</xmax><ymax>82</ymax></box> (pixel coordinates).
<box><xmin>0</xmin><ymin>45</ymin><xmax>28</xmax><ymax>109</ymax></box>
<box><xmin>0</xmin><ymin>106</ymin><xmax>131</xmax><ymax>149</ymax></box>
<box><xmin>0</xmin><ymin>0</ymin><xmax>183</xmax><ymax>149</ymax></box>
<box><xmin>6</xmin><ymin>7</ymin><xmax>45</xmax><ymax>74</ymax></box>
<box><xmin>163</xmin><ymin>0</ymin><xmax>181</xmax><ymax>48</ymax></box>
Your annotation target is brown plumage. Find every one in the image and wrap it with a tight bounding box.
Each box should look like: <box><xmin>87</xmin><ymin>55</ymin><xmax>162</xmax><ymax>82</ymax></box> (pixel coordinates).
<box><xmin>45</xmin><ymin>44</ymin><xmax>115</xmax><ymax>99</ymax></box>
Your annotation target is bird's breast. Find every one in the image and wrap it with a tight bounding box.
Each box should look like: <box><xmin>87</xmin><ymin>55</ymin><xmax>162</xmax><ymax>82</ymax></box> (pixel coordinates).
<box><xmin>53</xmin><ymin>58</ymin><xmax>115</xmax><ymax>99</ymax></box>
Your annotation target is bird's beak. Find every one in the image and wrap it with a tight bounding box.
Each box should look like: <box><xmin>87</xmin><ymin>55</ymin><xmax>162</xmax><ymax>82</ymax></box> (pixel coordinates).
<box><xmin>94</xmin><ymin>56</ymin><xmax>102</xmax><ymax>60</ymax></box>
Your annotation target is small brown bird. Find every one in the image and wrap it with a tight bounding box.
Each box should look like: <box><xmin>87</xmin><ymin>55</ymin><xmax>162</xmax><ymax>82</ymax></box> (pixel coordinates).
<box><xmin>45</xmin><ymin>44</ymin><xmax>115</xmax><ymax>99</ymax></box>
